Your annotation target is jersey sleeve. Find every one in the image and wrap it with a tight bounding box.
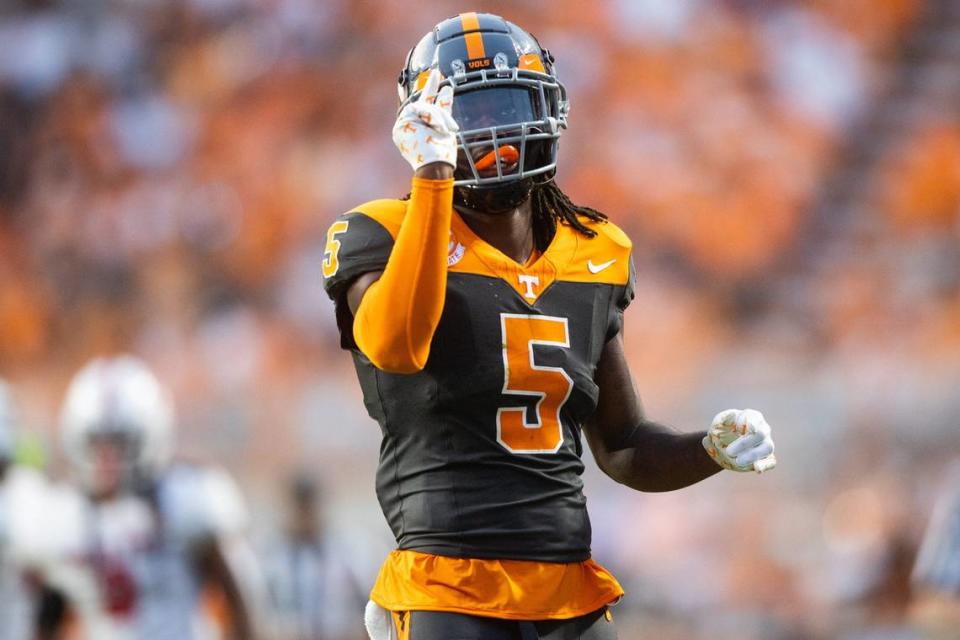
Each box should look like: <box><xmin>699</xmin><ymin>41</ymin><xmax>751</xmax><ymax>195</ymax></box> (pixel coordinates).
<box><xmin>322</xmin><ymin>211</ymin><xmax>396</xmax><ymax>302</ymax></box>
<box><xmin>618</xmin><ymin>254</ymin><xmax>636</xmax><ymax>312</ymax></box>
<box><xmin>321</xmin><ymin>204</ymin><xmax>402</xmax><ymax>350</ymax></box>
<box><xmin>605</xmin><ymin>253</ymin><xmax>635</xmax><ymax>341</ymax></box>
<box><xmin>582</xmin><ymin>216</ymin><xmax>634</xmax><ymax>342</ymax></box>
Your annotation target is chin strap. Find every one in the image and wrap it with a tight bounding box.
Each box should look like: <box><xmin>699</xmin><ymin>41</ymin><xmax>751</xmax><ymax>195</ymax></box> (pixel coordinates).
<box><xmin>454</xmin><ymin>178</ymin><xmax>534</xmax><ymax>214</ymax></box>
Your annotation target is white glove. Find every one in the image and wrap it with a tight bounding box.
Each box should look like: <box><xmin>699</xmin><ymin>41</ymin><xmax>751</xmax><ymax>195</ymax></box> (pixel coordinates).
<box><xmin>702</xmin><ymin>408</ymin><xmax>777</xmax><ymax>473</ymax></box>
<box><xmin>392</xmin><ymin>69</ymin><xmax>459</xmax><ymax>172</ymax></box>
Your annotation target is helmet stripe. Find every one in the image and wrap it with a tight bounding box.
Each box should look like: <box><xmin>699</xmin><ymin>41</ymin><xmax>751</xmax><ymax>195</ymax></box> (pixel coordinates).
<box><xmin>460</xmin><ymin>11</ymin><xmax>481</xmax><ymax>31</ymax></box>
<box><xmin>460</xmin><ymin>12</ymin><xmax>486</xmax><ymax>60</ymax></box>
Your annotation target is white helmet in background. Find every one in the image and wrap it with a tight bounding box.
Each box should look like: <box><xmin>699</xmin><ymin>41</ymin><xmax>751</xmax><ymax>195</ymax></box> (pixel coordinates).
<box><xmin>0</xmin><ymin>379</ymin><xmax>16</xmax><ymax>461</ymax></box>
<box><xmin>60</xmin><ymin>356</ymin><xmax>175</xmax><ymax>489</ymax></box>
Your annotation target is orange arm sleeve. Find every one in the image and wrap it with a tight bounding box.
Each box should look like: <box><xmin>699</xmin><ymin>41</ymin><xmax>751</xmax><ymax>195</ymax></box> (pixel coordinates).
<box><xmin>353</xmin><ymin>177</ymin><xmax>453</xmax><ymax>373</ymax></box>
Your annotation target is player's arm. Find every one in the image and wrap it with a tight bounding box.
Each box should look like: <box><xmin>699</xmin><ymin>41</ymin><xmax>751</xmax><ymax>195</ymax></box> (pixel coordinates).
<box><xmin>345</xmin><ymin>166</ymin><xmax>453</xmax><ymax>313</ymax></box>
<box><xmin>34</xmin><ymin>583</ymin><xmax>69</xmax><ymax>640</ymax></box>
<box><xmin>584</xmin><ymin>330</ymin><xmax>719</xmax><ymax>491</ymax></box>
<box><xmin>584</xmin><ymin>330</ymin><xmax>775</xmax><ymax>491</ymax></box>
<box><xmin>346</xmin><ymin>70</ymin><xmax>458</xmax><ymax>373</ymax></box>
<box><xmin>187</xmin><ymin>468</ymin><xmax>263</xmax><ymax>640</ymax></box>
<box><xmin>193</xmin><ymin>537</ymin><xmax>254</xmax><ymax>640</ymax></box>
<box><xmin>912</xmin><ymin>463</ymin><xmax>960</xmax><ymax>596</ymax></box>
<box><xmin>346</xmin><ymin>165</ymin><xmax>452</xmax><ymax>350</ymax></box>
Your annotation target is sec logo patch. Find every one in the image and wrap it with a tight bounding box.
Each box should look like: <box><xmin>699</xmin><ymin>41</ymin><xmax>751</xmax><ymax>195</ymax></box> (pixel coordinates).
<box><xmin>448</xmin><ymin>231</ymin><xmax>465</xmax><ymax>266</ymax></box>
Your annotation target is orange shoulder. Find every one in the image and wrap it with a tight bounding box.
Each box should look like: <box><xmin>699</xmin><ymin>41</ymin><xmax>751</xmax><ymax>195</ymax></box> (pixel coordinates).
<box><xmin>558</xmin><ymin>218</ymin><xmax>633</xmax><ymax>285</ymax></box>
<box><xmin>349</xmin><ymin>199</ymin><xmax>408</xmax><ymax>240</ymax></box>
<box><xmin>586</xmin><ymin>218</ymin><xmax>633</xmax><ymax>252</ymax></box>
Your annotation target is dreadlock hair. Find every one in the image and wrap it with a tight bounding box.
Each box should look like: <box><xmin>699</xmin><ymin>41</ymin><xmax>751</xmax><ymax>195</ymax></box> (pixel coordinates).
<box><xmin>400</xmin><ymin>177</ymin><xmax>609</xmax><ymax>253</ymax></box>
<box><xmin>528</xmin><ymin>178</ymin><xmax>608</xmax><ymax>251</ymax></box>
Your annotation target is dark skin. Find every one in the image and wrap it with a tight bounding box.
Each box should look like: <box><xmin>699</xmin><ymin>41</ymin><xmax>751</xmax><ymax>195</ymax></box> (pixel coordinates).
<box><xmin>347</xmin><ymin>162</ymin><xmax>720</xmax><ymax>491</ymax></box>
<box><xmin>193</xmin><ymin>537</ymin><xmax>254</xmax><ymax>640</ymax></box>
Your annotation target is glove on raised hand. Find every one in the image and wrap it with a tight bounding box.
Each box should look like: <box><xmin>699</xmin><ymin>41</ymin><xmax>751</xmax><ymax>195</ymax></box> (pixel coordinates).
<box><xmin>392</xmin><ymin>69</ymin><xmax>459</xmax><ymax>172</ymax></box>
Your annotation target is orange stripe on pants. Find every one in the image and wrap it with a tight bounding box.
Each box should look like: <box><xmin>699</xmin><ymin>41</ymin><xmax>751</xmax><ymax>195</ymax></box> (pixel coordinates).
<box><xmin>391</xmin><ymin>611</ymin><xmax>410</xmax><ymax>640</ymax></box>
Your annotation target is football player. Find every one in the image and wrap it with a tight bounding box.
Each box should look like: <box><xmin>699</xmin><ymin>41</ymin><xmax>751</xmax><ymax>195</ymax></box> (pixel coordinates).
<box><xmin>0</xmin><ymin>381</ymin><xmax>54</xmax><ymax>640</ymax></box>
<box><xmin>322</xmin><ymin>13</ymin><xmax>777</xmax><ymax>640</ymax></box>
<box><xmin>0</xmin><ymin>382</ymin><xmax>76</xmax><ymax>640</ymax></box>
<box><xmin>47</xmin><ymin>355</ymin><xmax>257</xmax><ymax>640</ymax></box>
<box><xmin>911</xmin><ymin>461</ymin><xmax>960</xmax><ymax>634</ymax></box>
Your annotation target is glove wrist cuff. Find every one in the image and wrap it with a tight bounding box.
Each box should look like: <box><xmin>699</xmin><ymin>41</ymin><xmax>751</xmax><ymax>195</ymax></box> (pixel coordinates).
<box><xmin>702</xmin><ymin>434</ymin><xmax>729</xmax><ymax>471</ymax></box>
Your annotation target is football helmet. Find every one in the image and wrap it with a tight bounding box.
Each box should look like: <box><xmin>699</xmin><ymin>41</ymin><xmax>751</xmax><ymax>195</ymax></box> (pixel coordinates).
<box><xmin>398</xmin><ymin>13</ymin><xmax>569</xmax><ymax>208</ymax></box>
<box><xmin>60</xmin><ymin>356</ymin><xmax>174</xmax><ymax>490</ymax></box>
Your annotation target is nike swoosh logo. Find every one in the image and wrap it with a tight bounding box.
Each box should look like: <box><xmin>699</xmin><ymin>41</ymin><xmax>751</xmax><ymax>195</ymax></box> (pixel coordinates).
<box><xmin>587</xmin><ymin>259</ymin><xmax>616</xmax><ymax>274</ymax></box>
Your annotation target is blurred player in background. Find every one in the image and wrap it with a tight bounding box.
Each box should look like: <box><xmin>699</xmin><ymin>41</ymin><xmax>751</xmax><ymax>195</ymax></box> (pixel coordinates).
<box><xmin>323</xmin><ymin>12</ymin><xmax>777</xmax><ymax>640</ymax></box>
<box><xmin>262</xmin><ymin>473</ymin><xmax>367</xmax><ymax>640</ymax></box>
<box><xmin>0</xmin><ymin>381</ymin><xmax>56</xmax><ymax>640</ymax></box>
<box><xmin>45</xmin><ymin>355</ymin><xmax>258</xmax><ymax>640</ymax></box>
<box><xmin>911</xmin><ymin>461</ymin><xmax>960</xmax><ymax>638</ymax></box>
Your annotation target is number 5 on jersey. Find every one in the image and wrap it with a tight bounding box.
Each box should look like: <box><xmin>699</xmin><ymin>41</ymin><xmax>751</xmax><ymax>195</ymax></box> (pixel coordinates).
<box><xmin>322</xmin><ymin>221</ymin><xmax>350</xmax><ymax>279</ymax></box>
<box><xmin>498</xmin><ymin>314</ymin><xmax>573</xmax><ymax>454</ymax></box>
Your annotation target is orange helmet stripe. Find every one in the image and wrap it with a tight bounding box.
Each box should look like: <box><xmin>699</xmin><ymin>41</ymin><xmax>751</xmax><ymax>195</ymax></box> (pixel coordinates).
<box><xmin>460</xmin><ymin>11</ymin><xmax>481</xmax><ymax>31</ymax></box>
<box><xmin>460</xmin><ymin>12</ymin><xmax>486</xmax><ymax>60</ymax></box>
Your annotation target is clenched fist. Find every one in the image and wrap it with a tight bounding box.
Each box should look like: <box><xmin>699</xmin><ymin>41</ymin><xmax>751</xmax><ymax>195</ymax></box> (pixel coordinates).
<box><xmin>702</xmin><ymin>408</ymin><xmax>777</xmax><ymax>473</ymax></box>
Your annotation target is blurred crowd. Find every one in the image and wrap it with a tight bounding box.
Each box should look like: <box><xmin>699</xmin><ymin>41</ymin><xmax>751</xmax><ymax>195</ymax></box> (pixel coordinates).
<box><xmin>0</xmin><ymin>0</ymin><xmax>959</xmax><ymax>639</ymax></box>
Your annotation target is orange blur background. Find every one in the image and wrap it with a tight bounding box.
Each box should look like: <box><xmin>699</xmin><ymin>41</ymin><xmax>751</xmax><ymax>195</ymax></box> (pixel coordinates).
<box><xmin>1</xmin><ymin>0</ymin><xmax>959</xmax><ymax>638</ymax></box>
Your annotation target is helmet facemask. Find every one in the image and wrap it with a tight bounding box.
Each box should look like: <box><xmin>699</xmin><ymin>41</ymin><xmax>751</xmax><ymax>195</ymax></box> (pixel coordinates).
<box><xmin>453</xmin><ymin>81</ymin><xmax>563</xmax><ymax>181</ymax></box>
<box><xmin>82</xmin><ymin>427</ymin><xmax>146</xmax><ymax>499</ymax></box>
<box><xmin>401</xmin><ymin>63</ymin><xmax>567</xmax><ymax>189</ymax></box>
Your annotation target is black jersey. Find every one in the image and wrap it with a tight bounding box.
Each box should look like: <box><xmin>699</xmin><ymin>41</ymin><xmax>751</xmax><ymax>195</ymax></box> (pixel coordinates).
<box><xmin>323</xmin><ymin>199</ymin><xmax>634</xmax><ymax>563</ymax></box>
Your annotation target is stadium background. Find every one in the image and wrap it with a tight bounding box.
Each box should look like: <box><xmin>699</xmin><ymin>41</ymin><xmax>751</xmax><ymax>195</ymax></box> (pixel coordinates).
<box><xmin>1</xmin><ymin>0</ymin><xmax>959</xmax><ymax>638</ymax></box>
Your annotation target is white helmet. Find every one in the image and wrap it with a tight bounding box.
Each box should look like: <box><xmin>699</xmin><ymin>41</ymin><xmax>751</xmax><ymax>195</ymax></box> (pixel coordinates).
<box><xmin>60</xmin><ymin>356</ymin><xmax>175</xmax><ymax>487</ymax></box>
<box><xmin>0</xmin><ymin>379</ymin><xmax>16</xmax><ymax>460</ymax></box>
